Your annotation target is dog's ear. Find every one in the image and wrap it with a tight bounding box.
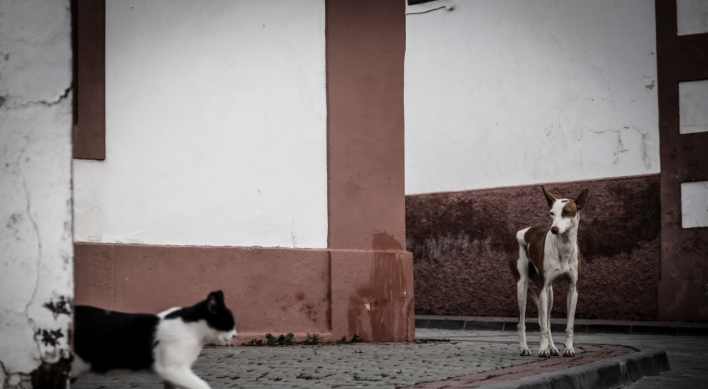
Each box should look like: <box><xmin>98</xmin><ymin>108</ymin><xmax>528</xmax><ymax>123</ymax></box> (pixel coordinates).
<box><xmin>575</xmin><ymin>188</ymin><xmax>589</xmax><ymax>211</ymax></box>
<box><xmin>541</xmin><ymin>186</ymin><xmax>556</xmax><ymax>208</ymax></box>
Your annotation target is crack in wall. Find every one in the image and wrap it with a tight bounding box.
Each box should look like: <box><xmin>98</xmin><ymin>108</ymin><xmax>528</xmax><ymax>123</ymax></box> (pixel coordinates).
<box><xmin>0</xmin><ymin>359</ymin><xmax>32</xmax><ymax>389</ymax></box>
<box><xmin>15</xmin><ymin>138</ymin><xmax>45</xmax><ymax>362</ymax></box>
<box><xmin>0</xmin><ymin>87</ymin><xmax>71</xmax><ymax>111</ymax></box>
<box><xmin>585</xmin><ymin>55</ymin><xmax>615</xmax><ymax>97</ymax></box>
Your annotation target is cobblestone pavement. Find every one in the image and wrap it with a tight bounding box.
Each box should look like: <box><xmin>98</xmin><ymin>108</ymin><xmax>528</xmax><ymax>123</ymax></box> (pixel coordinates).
<box><xmin>72</xmin><ymin>337</ymin><xmax>551</xmax><ymax>388</ymax></box>
<box><xmin>70</xmin><ymin>328</ymin><xmax>708</xmax><ymax>388</ymax></box>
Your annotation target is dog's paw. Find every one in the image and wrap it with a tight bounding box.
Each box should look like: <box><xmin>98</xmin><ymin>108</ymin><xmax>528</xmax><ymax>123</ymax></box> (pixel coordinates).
<box><xmin>538</xmin><ymin>348</ymin><xmax>551</xmax><ymax>358</ymax></box>
<box><xmin>520</xmin><ymin>348</ymin><xmax>531</xmax><ymax>356</ymax></box>
<box><xmin>550</xmin><ymin>346</ymin><xmax>560</xmax><ymax>356</ymax></box>
<box><xmin>563</xmin><ymin>347</ymin><xmax>575</xmax><ymax>357</ymax></box>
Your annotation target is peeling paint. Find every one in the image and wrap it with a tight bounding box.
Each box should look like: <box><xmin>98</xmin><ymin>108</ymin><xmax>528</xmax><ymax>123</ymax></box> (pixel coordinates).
<box><xmin>34</xmin><ymin>329</ymin><xmax>64</xmax><ymax>348</ymax></box>
<box><xmin>42</xmin><ymin>296</ymin><xmax>72</xmax><ymax>320</ymax></box>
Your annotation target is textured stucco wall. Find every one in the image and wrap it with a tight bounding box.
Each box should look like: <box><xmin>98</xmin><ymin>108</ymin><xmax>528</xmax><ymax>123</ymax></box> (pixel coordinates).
<box><xmin>0</xmin><ymin>0</ymin><xmax>74</xmax><ymax>387</ymax></box>
<box><xmin>405</xmin><ymin>0</ymin><xmax>659</xmax><ymax>194</ymax></box>
<box><xmin>407</xmin><ymin>175</ymin><xmax>661</xmax><ymax>320</ymax></box>
<box><xmin>73</xmin><ymin>0</ymin><xmax>328</xmax><ymax>248</ymax></box>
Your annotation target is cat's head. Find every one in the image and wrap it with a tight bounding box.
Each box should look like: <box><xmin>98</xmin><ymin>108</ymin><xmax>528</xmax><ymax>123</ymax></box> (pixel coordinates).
<box><xmin>201</xmin><ymin>290</ymin><xmax>237</xmax><ymax>345</ymax></box>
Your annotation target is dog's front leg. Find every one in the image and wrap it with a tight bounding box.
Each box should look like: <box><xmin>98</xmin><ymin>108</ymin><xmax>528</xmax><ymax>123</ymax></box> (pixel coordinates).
<box><xmin>546</xmin><ymin>286</ymin><xmax>559</xmax><ymax>356</ymax></box>
<box><xmin>537</xmin><ymin>286</ymin><xmax>551</xmax><ymax>357</ymax></box>
<box><xmin>563</xmin><ymin>282</ymin><xmax>578</xmax><ymax>357</ymax></box>
<box><xmin>517</xmin><ymin>279</ymin><xmax>531</xmax><ymax>356</ymax></box>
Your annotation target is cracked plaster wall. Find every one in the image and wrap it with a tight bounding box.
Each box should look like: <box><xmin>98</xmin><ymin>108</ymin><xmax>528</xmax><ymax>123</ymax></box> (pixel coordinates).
<box><xmin>0</xmin><ymin>0</ymin><xmax>74</xmax><ymax>387</ymax></box>
<box><xmin>405</xmin><ymin>0</ymin><xmax>659</xmax><ymax>194</ymax></box>
<box><xmin>73</xmin><ymin>0</ymin><xmax>328</xmax><ymax>248</ymax></box>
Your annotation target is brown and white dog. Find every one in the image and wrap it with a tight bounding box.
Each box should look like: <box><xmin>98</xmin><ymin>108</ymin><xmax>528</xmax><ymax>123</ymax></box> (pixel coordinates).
<box><xmin>509</xmin><ymin>186</ymin><xmax>589</xmax><ymax>358</ymax></box>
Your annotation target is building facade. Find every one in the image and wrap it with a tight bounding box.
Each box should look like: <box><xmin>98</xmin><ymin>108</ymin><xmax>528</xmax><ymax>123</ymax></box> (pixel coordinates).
<box><xmin>405</xmin><ymin>0</ymin><xmax>708</xmax><ymax>322</ymax></box>
<box><xmin>71</xmin><ymin>0</ymin><xmax>414</xmax><ymax>344</ymax></box>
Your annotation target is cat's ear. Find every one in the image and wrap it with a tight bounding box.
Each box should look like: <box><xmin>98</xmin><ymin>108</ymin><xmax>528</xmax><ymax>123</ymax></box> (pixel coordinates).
<box><xmin>207</xmin><ymin>291</ymin><xmax>222</xmax><ymax>313</ymax></box>
<box><xmin>207</xmin><ymin>292</ymin><xmax>219</xmax><ymax>313</ymax></box>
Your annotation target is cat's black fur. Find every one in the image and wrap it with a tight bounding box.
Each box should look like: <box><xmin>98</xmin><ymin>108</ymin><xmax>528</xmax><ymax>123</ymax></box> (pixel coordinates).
<box><xmin>73</xmin><ymin>306</ymin><xmax>160</xmax><ymax>372</ymax></box>
<box><xmin>165</xmin><ymin>289</ymin><xmax>234</xmax><ymax>332</ymax></box>
<box><xmin>71</xmin><ymin>291</ymin><xmax>236</xmax><ymax>389</ymax></box>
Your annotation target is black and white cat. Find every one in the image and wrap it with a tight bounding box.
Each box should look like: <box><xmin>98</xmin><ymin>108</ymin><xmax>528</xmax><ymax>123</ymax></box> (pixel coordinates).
<box><xmin>70</xmin><ymin>290</ymin><xmax>236</xmax><ymax>389</ymax></box>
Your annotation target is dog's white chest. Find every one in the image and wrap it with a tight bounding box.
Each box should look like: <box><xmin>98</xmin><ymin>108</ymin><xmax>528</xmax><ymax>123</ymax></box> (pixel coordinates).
<box><xmin>544</xmin><ymin>241</ymin><xmax>577</xmax><ymax>282</ymax></box>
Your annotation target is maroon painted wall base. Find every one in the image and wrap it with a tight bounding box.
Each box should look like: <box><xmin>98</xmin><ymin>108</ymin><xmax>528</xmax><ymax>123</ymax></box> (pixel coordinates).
<box><xmin>406</xmin><ymin>174</ymin><xmax>662</xmax><ymax>321</ymax></box>
<box><xmin>658</xmin><ymin>278</ymin><xmax>708</xmax><ymax>321</ymax></box>
<box><xmin>74</xmin><ymin>243</ymin><xmax>414</xmax><ymax>343</ymax></box>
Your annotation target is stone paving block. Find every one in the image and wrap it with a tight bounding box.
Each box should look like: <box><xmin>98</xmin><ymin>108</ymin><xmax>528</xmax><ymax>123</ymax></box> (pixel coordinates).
<box><xmin>416</xmin><ymin>318</ymin><xmax>429</xmax><ymax>328</ymax></box>
<box><xmin>464</xmin><ymin>321</ymin><xmax>505</xmax><ymax>331</ymax></box>
<box><xmin>427</xmin><ymin>319</ymin><xmax>466</xmax><ymax>330</ymax></box>
<box><xmin>585</xmin><ymin>324</ymin><xmax>631</xmax><ymax>334</ymax></box>
<box><xmin>630</xmin><ymin>326</ymin><xmax>677</xmax><ymax>336</ymax></box>
<box><xmin>675</xmin><ymin>326</ymin><xmax>708</xmax><ymax>336</ymax></box>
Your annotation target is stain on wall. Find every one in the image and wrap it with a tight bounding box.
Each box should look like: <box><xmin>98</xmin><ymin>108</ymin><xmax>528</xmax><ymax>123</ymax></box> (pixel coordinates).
<box><xmin>407</xmin><ymin>175</ymin><xmax>661</xmax><ymax>320</ymax></box>
<box><xmin>336</xmin><ymin>251</ymin><xmax>414</xmax><ymax>342</ymax></box>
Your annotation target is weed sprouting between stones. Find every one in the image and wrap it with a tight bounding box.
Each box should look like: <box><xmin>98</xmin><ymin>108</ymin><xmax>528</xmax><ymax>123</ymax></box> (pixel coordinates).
<box><xmin>335</xmin><ymin>334</ymin><xmax>363</xmax><ymax>344</ymax></box>
<box><xmin>303</xmin><ymin>333</ymin><xmax>320</xmax><ymax>345</ymax></box>
<box><xmin>243</xmin><ymin>332</ymin><xmax>363</xmax><ymax>346</ymax></box>
<box><xmin>242</xmin><ymin>333</ymin><xmax>295</xmax><ymax>346</ymax></box>
<box><xmin>414</xmin><ymin>338</ymin><xmax>450</xmax><ymax>344</ymax></box>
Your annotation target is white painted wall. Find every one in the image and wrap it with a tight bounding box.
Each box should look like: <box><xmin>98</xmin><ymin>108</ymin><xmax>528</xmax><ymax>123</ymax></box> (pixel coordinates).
<box><xmin>74</xmin><ymin>0</ymin><xmax>328</xmax><ymax>248</ymax></box>
<box><xmin>405</xmin><ymin>0</ymin><xmax>659</xmax><ymax>194</ymax></box>
<box><xmin>679</xmin><ymin>79</ymin><xmax>708</xmax><ymax>134</ymax></box>
<box><xmin>681</xmin><ymin>181</ymin><xmax>708</xmax><ymax>229</ymax></box>
<box><xmin>677</xmin><ymin>0</ymin><xmax>708</xmax><ymax>36</ymax></box>
<box><xmin>0</xmin><ymin>0</ymin><xmax>74</xmax><ymax>386</ymax></box>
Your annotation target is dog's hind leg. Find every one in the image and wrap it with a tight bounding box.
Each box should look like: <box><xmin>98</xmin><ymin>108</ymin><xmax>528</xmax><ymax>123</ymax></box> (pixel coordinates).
<box><xmin>537</xmin><ymin>285</ymin><xmax>551</xmax><ymax>358</ymax></box>
<box><xmin>516</xmin><ymin>278</ymin><xmax>532</xmax><ymax>356</ymax></box>
<box><xmin>511</xmin><ymin>233</ymin><xmax>532</xmax><ymax>356</ymax></box>
<box><xmin>546</xmin><ymin>286</ymin><xmax>559</xmax><ymax>356</ymax></box>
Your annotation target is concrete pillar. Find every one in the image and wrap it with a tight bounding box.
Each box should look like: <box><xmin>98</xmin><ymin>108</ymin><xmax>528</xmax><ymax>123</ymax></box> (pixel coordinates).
<box><xmin>0</xmin><ymin>0</ymin><xmax>74</xmax><ymax>387</ymax></box>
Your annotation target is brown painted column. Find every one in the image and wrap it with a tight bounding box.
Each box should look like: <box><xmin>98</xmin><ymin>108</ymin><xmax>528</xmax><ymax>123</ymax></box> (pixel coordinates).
<box><xmin>72</xmin><ymin>0</ymin><xmax>106</xmax><ymax>160</ymax></box>
<box><xmin>655</xmin><ymin>0</ymin><xmax>708</xmax><ymax>321</ymax></box>
<box><xmin>326</xmin><ymin>0</ymin><xmax>414</xmax><ymax>341</ymax></box>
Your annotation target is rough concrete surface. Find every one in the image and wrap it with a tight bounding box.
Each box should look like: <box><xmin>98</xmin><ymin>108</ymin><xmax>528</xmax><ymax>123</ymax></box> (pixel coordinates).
<box><xmin>0</xmin><ymin>0</ymin><xmax>74</xmax><ymax>387</ymax></box>
<box><xmin>406</xmin><ymin>175</ymin><xmax>661</xmax><ymax>321</ymax></box>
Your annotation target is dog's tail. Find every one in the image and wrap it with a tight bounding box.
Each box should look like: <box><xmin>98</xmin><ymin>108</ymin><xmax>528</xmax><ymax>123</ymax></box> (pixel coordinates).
<box><xmin>528</xmin><ymin>288</ymin><xmax>540</xmax><ymax>308</ymax></box>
